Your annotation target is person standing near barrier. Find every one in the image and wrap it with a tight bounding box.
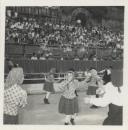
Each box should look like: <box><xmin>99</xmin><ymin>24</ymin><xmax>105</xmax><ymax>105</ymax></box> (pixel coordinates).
<box><xmin>7</xmin><ymin>60</ymin><xmax>14</xmax><ymax>71</ymax></box>
<box><xmin>53</xmin><ymin>69</ymin><xmax>88</xmax><ymax>125</ymax></box>
<box><xmin>43</xmin><ymin>68</ymin><xmax>56</xmax><ymax>104</ymax></box>
<box><xmin>7</xmin><ymin>59</ymin><xmax>19</xmax><ymax>72</ymax></box>
<box><xmin>4</xmin><ymin>67</ymin><xmax>27</xmax><ymax>124</ymax></box>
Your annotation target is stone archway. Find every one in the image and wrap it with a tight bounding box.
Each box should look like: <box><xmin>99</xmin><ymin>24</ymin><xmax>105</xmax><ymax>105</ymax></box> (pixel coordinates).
<box><xmin>71</xmin><ymin>8</ymin><xmax>92</xmax><ymax>26</ymax></box>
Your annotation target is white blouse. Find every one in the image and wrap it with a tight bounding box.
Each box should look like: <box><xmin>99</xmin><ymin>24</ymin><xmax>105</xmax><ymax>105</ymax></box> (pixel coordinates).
<box><xmin>90</xmin><ymin>82</ymin><xmax>124</xmax><ymax>107</ymax></box>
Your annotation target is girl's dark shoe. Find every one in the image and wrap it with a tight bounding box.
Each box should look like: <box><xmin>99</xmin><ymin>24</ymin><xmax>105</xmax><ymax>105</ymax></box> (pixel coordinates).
<box><xmin>70</xmin><ymin>118</ymin><xmax>75</xmax><ymax>125</ymax></box>
<box><xmin>44</xmin><ymin>98</ymin><xmax>47</xmax><ymax>104</ymax></box>
<box><xmin>90</xmin><ymin>105</ymin><xmax>98</xmax><ymax>109</ymax></box>
<box><xmin>44</xmin><ymin>98</ymin><xmax>50</xmax><ymax>104</ymax></box>
<box><xmin>75</xmin><ymin>90</ymin><xmax>78</xmax><ymax>96</ymax></box>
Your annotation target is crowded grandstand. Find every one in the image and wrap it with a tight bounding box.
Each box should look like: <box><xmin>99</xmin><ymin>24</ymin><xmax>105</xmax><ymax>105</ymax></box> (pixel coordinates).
<box><xmin>4</xmin><ymin>6</ymin><xmax>124</xmax><ymax>125</ymax></box>
<box><xmin>5</xmin><ymin>6</ymin><xmax>123</xmax><ymax>62</ymax></box>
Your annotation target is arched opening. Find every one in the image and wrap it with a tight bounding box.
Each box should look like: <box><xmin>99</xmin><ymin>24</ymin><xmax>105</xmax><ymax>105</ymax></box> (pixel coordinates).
<box><xmin>75</xmin><ymin>12</ymin><xmax>87</xmax><ymax>26</ymax></box>
<box><xmin>71</xmin><ymin>8</ymin><xmax>91</xmax><ymax>26</ymax></box>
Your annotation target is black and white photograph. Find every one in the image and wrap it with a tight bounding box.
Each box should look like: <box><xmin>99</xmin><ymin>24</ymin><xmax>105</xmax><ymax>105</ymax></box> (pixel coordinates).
<box><xmin>0</xmin><ymin>0</ymin><xmax>128</xmax><ymax>128</ymax></box>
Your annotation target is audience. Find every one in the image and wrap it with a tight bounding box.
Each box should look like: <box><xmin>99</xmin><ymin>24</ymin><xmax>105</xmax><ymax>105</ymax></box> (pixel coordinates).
<box><xmin>5</xmin><ymin>14</ymin><xmax>123</xmax><ymax>60</ymax></box>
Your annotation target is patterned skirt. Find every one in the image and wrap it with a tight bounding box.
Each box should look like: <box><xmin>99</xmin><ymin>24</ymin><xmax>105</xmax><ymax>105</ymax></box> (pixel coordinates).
<box><xmin>59</xmin><ymin>96</ymin><xmax>79</xmax><ymax>115</ymax></box>
<box><xmin>87</xmin><ymin>86</ymin><xmax>98</xmax><ymax>95</ymax></box>
<box><xmin>43</xmin><ymin>81</ymin><xmax>54</xmax><ymax>92</ymax></box>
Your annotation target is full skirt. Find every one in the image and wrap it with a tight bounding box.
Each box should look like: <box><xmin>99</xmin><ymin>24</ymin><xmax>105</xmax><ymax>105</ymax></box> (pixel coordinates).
<box><xmin>59</xmin><ymin>96</ymin><xmax>79</xmax><ymax>115</ymax></box>
<box><xmin>87</xmin><ymin>86</ymin><xmax>98</xmax><ymax>95</ymax></box>
<box><xmin>43</xmin><ymin>81</ymin><xmax>54</xmax><ymax>92</ymax></box>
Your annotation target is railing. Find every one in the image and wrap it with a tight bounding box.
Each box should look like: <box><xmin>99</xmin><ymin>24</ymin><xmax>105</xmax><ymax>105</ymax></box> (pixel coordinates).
<box><xmin>5</xmin><ymin>59</ymin><xmax>123</xmax><ymax>74</ymax></box>
<box><xmin>5</xmin><ymin>43</ymin><xmax>123</xmax><ymax>60</ymax></box>
<box><xmin>5</xmin><ymin>71</ymin><xmax>103</xmax><ymax>82</ymax></box>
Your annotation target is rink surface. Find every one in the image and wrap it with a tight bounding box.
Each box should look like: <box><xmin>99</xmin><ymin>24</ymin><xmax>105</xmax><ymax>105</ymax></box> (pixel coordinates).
<box><xmin>19</xmin><ymin>69</ymin><xmax>122</xmax><ymax>125</ymax></box>
<box><xmin>19</xmin><ymin>92</ymin><xmax>108</xmax><ymax>125</ymax></box>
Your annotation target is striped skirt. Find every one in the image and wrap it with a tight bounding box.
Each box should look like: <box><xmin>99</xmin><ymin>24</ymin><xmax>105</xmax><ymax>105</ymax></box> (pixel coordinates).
<box><xmin>59</xmin><ymin>96</ymin><xmax>79</xmax><ymax>115</ymax></box>
<box><xmin>43</xmin><ymin>81</ymin><xmax>54</xmax><ymax>92</ymax></box>
<box><xmin>87</xmin><ymin>86</ymin><xmax>98</xmax><ymax>95</ymax></box>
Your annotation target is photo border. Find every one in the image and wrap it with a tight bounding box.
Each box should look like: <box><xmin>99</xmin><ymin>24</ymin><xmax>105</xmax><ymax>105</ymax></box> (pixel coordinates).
<box><xmin>0</xmin><ymin>0</ymin><xmax>128</xmax><ymax>130</ymax></box>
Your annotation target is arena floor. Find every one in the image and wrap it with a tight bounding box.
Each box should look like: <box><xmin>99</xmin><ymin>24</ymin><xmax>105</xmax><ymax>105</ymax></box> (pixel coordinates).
<box><xmin>18</xmin><ymin>69</ymin><xmax>123</xmax><ymax>125</ymax></box>
<box><xmin>19</xmin><ymin>92</ymin><xmax>108</xmax><ymax>125</ymax></box>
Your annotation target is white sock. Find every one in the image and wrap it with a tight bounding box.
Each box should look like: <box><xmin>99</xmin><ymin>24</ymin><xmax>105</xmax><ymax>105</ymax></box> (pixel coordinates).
<box><xmin>71</xmin><ymin>113</ymin><xmax>77</xmax><ymax>120</ymax></box>
<box><xmin>90</xmin><ymin>95</ymin><xmax>96</xmax><ymax>98</ymax></box>
<box><xmin>46</xmin><ymin>92</ymin><xmax>51</xmax><ymax>99</ymax></box>
<box><xmin>65</xmin><ymin>115</ymin><xmax>71</xmax><ymax>123</ymax></box>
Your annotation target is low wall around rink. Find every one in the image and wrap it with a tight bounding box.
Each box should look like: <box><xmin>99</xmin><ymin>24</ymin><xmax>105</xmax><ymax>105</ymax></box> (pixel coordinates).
<box><xmin>22</xmin><ymin>82</ymin><xmax>88</xmax><ymax>95</ymax></box>
<box><xmin>5</xmin><ymin>60</ymin><xmax>123</xmax><ymax>95</ymax></box>
<box><xmin>5</xmin><ymin>59</ymin><xmax>123</xmax><ymax>73</ymax></box>
<box><xmin>22</xmin><ymin>69</ymin><xmax>122</xmax><ymax>95</ymax></box>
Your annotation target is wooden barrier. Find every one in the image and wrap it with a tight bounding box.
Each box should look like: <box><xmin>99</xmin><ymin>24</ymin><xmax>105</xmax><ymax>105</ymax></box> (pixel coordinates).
<box><xmin>5</xmin><ymin>59</ymin><xmax>123</xmax><ymax>73</ymax></box>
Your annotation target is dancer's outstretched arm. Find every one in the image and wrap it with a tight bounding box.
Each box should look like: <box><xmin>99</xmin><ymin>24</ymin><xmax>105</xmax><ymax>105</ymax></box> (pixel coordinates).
<box><xmin>53</xmin><ymin>79</ymin><xmax>70</xmax><ymax>92</ymax></box>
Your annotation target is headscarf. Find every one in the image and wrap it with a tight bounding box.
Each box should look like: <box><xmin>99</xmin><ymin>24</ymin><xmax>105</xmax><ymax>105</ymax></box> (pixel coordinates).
<box><xmin>90</xmin><ymin>69</ymin><xmax>98</xmax><ymax>77</ymax></box>
<box><xmin>5</xmin><ymin>67</ymin><xmax>24</xmax><ymax>89</ymax></box>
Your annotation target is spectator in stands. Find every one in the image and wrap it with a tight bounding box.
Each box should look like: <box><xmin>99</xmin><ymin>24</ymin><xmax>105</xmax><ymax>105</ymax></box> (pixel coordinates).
<box><xmin>93</xmin><ymin>55</ymin><xmax>97</xmax><ymax>61</ymax></box>
<box><xmin>5</xmin><ymin>13</ymin><xmax>123</xmax><ymax>61</ymax></box>
<box><xmin>31</xmin><ymin>52</ymin><xmax>37</xmax><ymax>60</ymax></box>
<box><xmin>6</xmin><ymin>14</ymin><xmax>123</xmax><ymax>49</ymax></box>
<box><xmin>61</xmin><ymin>57</ymin><xmax>64</xmax><ymax>61</ymax></box>
<box><xmin>39</xmin><ymin>54</ymin><xmax>46</xmax><ymax>60</ymax></box>
<box><xmin>74</xmin><ymin>56</ymin><xmax>80</xmax><ymax>61</ymax></box>
<box><xmin>4</xmin><ymin>67</ymin><xmax>27</xmax><ymax>124</ymax></box>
